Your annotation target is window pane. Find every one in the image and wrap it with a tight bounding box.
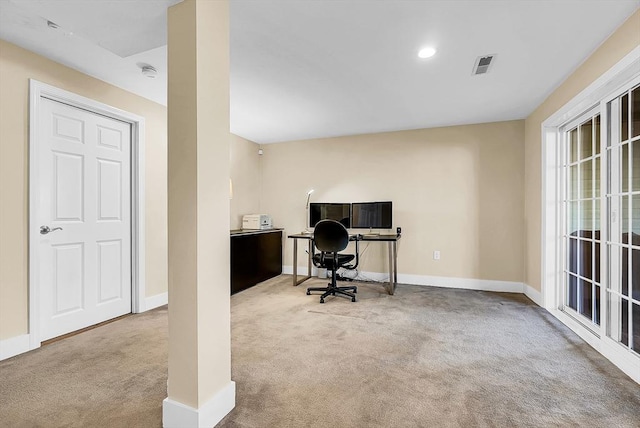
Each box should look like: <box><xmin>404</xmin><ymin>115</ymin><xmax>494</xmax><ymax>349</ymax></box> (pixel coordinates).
<box><xmin>622</xmin><ymin>93</ymin><xmax>629</xmax><ymax>142</ymax></box>
<box><xmin>633</xmin><ymin>140</ymin><xmax>640</xmax><ymax>191</ymax></box>
<box><xmin>580</xmin><ymin>160</ymin><xmax>593</xmax><ymax>199</ymax></box>
<box><xmin>622</xmin><ymin>245</ymin><xmax>630</xmax><ymax>297</ymax></box>
<box><xmin>622</xmin><ymin>143</ymin><xmax>629</xmax><ymax>192</ymax></box>
<box><xmin>595</xmin><ymin>239</ymin><xmax>601</xmax><ymax>284</ymax></box>
<box><xmin>594</xmin><ymin>284</ymin><xmax>601</xmax><ymax>325</ymax></box>
<box><xmin>580</xmin><ymin>239</ymin><xmax>594</xmax><ymax>280</ymax></box>
<box><xmin>633</xmin><ymin>247</ymin><xmax>640</xmax><ymax>300</ymax></box>
<box><xmin>595</xmin><ymin>157</ymin><xmax>601</xmax><ymax>198</ymax></box>
<box><xmin>595</xmin><ymin>115</ymin><xmax>601</xmax><ymax>155</ymax></box>
<box><xmin>582</xmin><ymin>199</ymin><xmax>594</xmax><ymax>232</ymax></box>
<box><xmin>580</xmin><ymin>279</ymin><xmax>593</xmax><ymax>320</ymax></box>
<box><xmin>632</xmin><ymin>86</ymin><xmax>640</xmax><ymax>139</ymax></box>
<box><xmin>633</xmin><ymin>303</ymin><xmax>639</xmax><ymax>353</ymax></box>
<box><xmin>568</xmin><ymin>237</ymin><xmax>580</xmax><ymax>275</ymax></box>
<box><xmin>570</xmin><ymin>128</ymin><xmax>578</xmax><ymax>163</ymax></box>
<box><xmin>569</xmin><ymin>165</ymin><xmax>578</xmax><ymax>199</ymax></box>
<box><xmin>580</xmin><ymin>119</ymin><xmax>593</xmax><ymax>159</ymax></box>
<box><xmin>620</xmin><ymin>296</ymin><xmax>630</xmax><ymax>347</ymax></box>
<box><xmin>567</xmin><ymin>273</ymin><xmax>578</xmax><ymax>310</ymax></box>
<box><xmin>633</xmin><ymin>194</ymin><xmax>640</xmax><ymax>234</ymax></box>
<box><xmin>568</xmin><ymin>201</ymin><xmax>580</xmax><ymax>233</ymax></box>
<box><xmin>623</xmin><ymin>195</ymin><xmax>630</xmax><ymax>234</ymax></box>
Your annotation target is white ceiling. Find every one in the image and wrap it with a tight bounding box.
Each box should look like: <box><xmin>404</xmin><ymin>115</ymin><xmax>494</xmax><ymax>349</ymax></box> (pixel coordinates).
<box><xmin>1</xmin><ymin>0</ymin><xmax>639</xmax><ymax>143</ymax></box>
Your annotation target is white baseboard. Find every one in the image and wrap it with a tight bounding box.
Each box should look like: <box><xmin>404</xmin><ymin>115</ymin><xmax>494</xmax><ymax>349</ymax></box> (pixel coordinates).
<box><xmin>283</xmin><ymin>266</ymin><xmax>524</xmax><ymax>294</ymax></box>
<box><xmin>163</xmin><ymin>381</ymin><xmax>236</xmax><ymax>428</ymax></box>
<box><xmin>0</xmin><ymin>334</ymin><xmax>32</xmax><ymax>361</ymax></box>
<box><xmin>143</xmin><ymin>292</ymin><xmax>168</xmax><ymax>311</ymax></box>
<box><xmin>397</xmin><ymin>273</ymin><xmax>524</xmax><ymax>293</ymax></box>
<box><xmin>523</xmin><ymin>284</ymin><xmax>543</xmax><ymax>306</ymax></box>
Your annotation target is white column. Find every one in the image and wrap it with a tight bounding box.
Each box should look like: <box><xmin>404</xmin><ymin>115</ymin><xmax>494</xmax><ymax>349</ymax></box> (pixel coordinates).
<box><xmin>163</xmin><ymin>1</ymin><xmax>234</xmax><ymax>427</ymax></box>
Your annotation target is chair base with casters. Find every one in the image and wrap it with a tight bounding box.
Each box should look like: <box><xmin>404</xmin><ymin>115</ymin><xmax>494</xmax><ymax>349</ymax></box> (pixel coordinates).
<box><xmin>307</xmin><ymin>253</ymin><xmax>357</xmax><ymax>303</ymax></box>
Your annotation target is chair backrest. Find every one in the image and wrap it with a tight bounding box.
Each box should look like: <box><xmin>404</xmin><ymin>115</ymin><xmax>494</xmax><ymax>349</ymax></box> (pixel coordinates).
<box><xmin>313</xmin><ymin>219</ymin><xmax>349</xmax><ymax>253</ymax></box>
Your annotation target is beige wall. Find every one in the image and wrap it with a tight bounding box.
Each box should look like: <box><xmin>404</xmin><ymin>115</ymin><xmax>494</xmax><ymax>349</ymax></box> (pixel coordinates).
<box><xmin>0</xmin><ymin>40</ymin><xmax>168</xmax><ymax>340</ymax></box>
<box><xmin>262</xmin><ymin>121</ymin><xmax>525</xmax><ymax>282</ymax></box>
<box><xmin>230</xmin><ymin>135</ymin><xmax>261</xmax><ymax>229</ymax></box>
<box><xmin>2</xmin><ymin>7</ymin><xmax>634</xmax><ymax>345</ymax></box>
<box><xmin>523</xmin><ymin>10</ymin><xmax>640</xmax><ymax>292</ymax></box>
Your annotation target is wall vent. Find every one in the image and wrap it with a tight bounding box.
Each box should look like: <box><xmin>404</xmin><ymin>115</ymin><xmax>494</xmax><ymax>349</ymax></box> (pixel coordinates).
<box><xmin>472</xmin><ymin>54</ymin><xmax>496</xmax><ymax>75</ymax></box>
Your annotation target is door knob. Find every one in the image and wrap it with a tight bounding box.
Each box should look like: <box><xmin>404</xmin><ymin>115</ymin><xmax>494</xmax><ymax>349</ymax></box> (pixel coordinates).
<box><xmin>40</xmin><ymin>225</ymin><xmax>63</xmax><ymax>235</ymax></box>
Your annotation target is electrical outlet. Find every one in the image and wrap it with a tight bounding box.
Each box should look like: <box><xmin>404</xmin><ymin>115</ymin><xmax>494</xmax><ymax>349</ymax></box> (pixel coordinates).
<box><xmin>433</xmin><ymin>250</ymin><xmax>440</xmax><ymax>260</ymax></box>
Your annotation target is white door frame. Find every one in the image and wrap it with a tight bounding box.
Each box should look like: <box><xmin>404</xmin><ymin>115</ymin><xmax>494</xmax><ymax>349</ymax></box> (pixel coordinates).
<box><xmin>28</xmin><ymin>79</ymin><xmax>146</xmax><ymax>350</ymax></box>
<box><xmin>541</xmin><ymin>47</ymin><xmax>640</xmax><ymax>383</ymax></box>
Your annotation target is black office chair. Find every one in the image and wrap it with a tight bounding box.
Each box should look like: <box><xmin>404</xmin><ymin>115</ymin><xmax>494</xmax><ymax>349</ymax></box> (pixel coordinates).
<box><xmin>307</xmin><ymin>220</ymin><xmax>357</xmax><ymax>303</ymax></box>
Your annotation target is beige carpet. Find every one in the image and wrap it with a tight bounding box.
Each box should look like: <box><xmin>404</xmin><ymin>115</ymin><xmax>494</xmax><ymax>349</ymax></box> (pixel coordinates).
<box><xmin>0</xmin><ymin>304</ymin><xmax>168</xmax><ymax>427</ymax></box>
<box><xmin>1</xmin><ymin>275</ymin><xmax>639</xmax><ymax>427</ymax></box>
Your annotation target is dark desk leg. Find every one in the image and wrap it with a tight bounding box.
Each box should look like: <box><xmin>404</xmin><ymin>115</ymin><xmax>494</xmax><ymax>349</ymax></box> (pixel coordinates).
<box><xmin>292</xmin><ymin>238</ymin><xmax>313</xmax><ymax>286</ymax></box>
<box><xmin>307</xmin><ymin>239</ymin><xmax>312</xmax><ymax>281</ymax></box>
<box><xmin>386</xmin><ymin>240</ymin><xmax>398</xmax><ymax>295</ymax></box>
<box><xmin>392</xmin><ymin>240</ymin><xmax>398</xmax><ymax>294</ymax></box>
<box><xmin>292</xmin><ymin>238</ymin><xmax>299</xmax><ymax>286</ymax></box>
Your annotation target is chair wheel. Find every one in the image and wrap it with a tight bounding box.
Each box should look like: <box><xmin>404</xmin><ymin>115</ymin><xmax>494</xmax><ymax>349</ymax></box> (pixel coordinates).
<box><xmin>351</xmin><ymin>297</ymin><xmax>356</xmax><ymax>302</ymax></box>
<box><xmin>320</xmin><ymin>298</ymin><xmax>325</xmax><ymax>303</ymax></box>
<box><xmin>306</xmin><ymin>291</ymin><xmax>310</xmax><ymax>295</ymax></box>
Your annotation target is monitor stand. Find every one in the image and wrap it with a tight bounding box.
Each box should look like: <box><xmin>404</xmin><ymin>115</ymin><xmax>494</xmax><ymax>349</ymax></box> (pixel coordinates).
<box><xmin>363</xmin><ymin>227</ymin><xmax>379</xmax><ymax>237</ymax></box>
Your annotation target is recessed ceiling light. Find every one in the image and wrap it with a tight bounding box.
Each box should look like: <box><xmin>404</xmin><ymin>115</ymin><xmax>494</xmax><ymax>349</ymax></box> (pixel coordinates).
<box><xmin>418</xmin><ymin>47</ymin><xmax>437</xmax><ymax>59</ymax></box>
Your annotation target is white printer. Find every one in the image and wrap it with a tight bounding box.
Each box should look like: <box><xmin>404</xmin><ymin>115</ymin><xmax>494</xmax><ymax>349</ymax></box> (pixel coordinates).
<box><xmin>242</xmin><ymin>214</ymin><xmax>273</xmax><ymax>230</ymax></box>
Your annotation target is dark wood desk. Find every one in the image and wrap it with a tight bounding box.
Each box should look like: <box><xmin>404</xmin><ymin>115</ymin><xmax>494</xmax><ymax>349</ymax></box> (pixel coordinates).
<box><xmin>231</xmin><ymin>229</ymin><xmax>282</xmax><ymax>294</ymax></box>
<box><xmin>287</xmin><ymin>233</ymin><xmax>400</xmax><ymax>295</ymax></box>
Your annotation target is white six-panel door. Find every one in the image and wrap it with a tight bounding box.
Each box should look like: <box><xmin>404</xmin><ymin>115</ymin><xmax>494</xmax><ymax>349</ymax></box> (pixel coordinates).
<box><xmin>37</xmin><ymin>98</ymin><xmax>131</xmax><ymax>341</ymax></box>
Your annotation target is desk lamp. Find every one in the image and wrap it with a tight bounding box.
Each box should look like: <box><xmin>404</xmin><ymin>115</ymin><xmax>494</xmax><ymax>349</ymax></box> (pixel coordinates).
<box><xmin>304</xmin><ymin>189</ymin><xmax>314</xmax><ymax>233</ymax></box>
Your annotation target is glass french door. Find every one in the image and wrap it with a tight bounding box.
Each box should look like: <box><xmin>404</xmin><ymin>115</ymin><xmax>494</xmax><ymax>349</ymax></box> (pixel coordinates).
<box><xmin>605</xmin><ymin>85</ymin><xmax>640</xmax><ymax>354</ymax></box>
<box><xmin>561</xmin><ymin>82</ymin><xmax>640</xmax><ymax>358</ymax></box>
<box><xmin>562</xmin><ymin>110</ymin><xmax>602</xmax><ymax>330</ymax></box>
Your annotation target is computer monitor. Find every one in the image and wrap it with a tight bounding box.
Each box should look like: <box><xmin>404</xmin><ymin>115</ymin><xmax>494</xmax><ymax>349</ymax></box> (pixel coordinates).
<box><xmin>351</xmin><ymin>201</ymin><xmax>392</xmax><ymax>229</ymax></box>
<box><xmin>309</xmin><ymin>203</ymin><xmax>351</xmax><ymax>228</ymax></box>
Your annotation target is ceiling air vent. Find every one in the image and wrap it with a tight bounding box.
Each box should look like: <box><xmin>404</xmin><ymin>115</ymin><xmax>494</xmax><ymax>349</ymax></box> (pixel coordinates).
<box><xmin>472</xmin><ymin>54</ymin><xmax>496</xmax><ymax>75</ymax></box>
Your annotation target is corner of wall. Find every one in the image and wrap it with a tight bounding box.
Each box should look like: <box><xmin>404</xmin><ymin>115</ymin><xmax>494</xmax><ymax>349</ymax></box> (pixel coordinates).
<box><xmin>523</xmin><ymin>283</ymin><xmax>543</xmax><ymax>307</ymax></box>
<box><xmin>0</xmin><ymin>334</ymin><xmax>34</xmax><ymax>361</ymax></box>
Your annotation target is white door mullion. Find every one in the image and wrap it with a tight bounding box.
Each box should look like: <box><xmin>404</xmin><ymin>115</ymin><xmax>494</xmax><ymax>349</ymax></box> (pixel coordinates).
<box><xmin>626</xmin><ymin>94</ymin><xmax>635</xmax><ymax>352</ymax></box>
<box><xmin>577</xmin><ymin>123</ymin><xmax>583</xmax><ymax>315</ymax></box>
<box><xmin>600</xmin><ymin>99</ymin><xmax>609</xmax><ymax>339</ymax></box>
<box><xmin>609</xmin><ymin>97</ymin><xmax>622</xmax><ymax>342</ymax></box>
